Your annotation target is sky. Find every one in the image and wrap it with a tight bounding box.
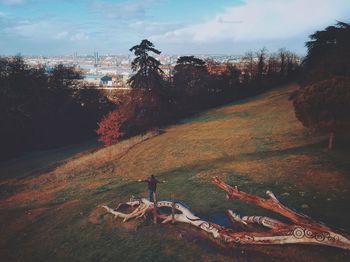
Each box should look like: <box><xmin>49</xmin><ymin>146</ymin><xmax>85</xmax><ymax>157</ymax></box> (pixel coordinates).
<box><xmin>0</xmin><ymin>0</ymin><xmax>349</xmax><ymax>55</ymax></box>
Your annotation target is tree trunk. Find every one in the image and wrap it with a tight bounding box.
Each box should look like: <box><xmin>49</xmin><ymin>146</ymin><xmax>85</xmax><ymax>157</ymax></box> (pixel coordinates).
<box><xmin>328</xmin><ymin>131</ymin><xmax>334</xmax><ymax>150</ymax></box>
<box><xmin>171</xmin><ymin>194</ymin><xmax>175</xmax><ymax>224</ymax></box>
<box><xmin>102</xmin><ymin>179</ymin><xmax>350</xmax><ymax>251</ymax></box>
<box><xmin>153</xmin><ymin>192</ymin><xmax>157</xmax><ymax>224</ymax></box>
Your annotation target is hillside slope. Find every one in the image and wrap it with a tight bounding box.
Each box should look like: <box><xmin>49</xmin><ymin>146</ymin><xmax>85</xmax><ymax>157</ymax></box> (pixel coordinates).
<box><xmin>1</xmin><ymin>83</ymin><xmax>349</xmax><ymax>262</ymax></box>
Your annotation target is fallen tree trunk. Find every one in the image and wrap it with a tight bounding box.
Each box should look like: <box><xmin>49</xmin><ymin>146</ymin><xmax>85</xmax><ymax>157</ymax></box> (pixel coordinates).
<box><xmin>101</xmin><ymin>177</ymin><xmax>350</xmax><ymax>250</ymax></box>
<box><xmin>212</xmin><ymin>177</ymin><xmax>350</xmax><ymax>250</ymax></box>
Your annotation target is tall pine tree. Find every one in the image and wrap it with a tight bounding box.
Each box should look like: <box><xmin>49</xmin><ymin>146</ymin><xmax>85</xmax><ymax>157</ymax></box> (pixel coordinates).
<box><xmin>128</xmin><ymin>39</ymin><xmax>164</xmax><ymax>96</ymax></box>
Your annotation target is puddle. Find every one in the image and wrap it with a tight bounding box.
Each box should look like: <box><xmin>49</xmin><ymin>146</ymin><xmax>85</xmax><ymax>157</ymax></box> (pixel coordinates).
<box><xmin>199</xmin><ymin>212</ymin><xmax>233</xmax><ymax>228</ymax></box>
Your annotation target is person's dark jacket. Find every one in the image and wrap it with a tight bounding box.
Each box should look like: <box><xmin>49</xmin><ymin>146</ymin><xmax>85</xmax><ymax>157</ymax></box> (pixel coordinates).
<box><xmin>146</xmin><ymin>177</ymin><xmax>159</xmax><ymax>191</ymax></box>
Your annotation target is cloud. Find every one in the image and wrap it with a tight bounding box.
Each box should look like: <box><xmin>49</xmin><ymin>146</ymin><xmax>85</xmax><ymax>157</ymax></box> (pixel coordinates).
<box><xmin>10</xmin><ymin>20</ymin><xmax>56</xmax><ymax>39</ymax></box>
<box><xmin>54</xmin><ymin>31</ymin><xmax>90</xmax><ymax>42</ymax></box>
<box><xmin>2</xmin><ymin>16</ymin><xmax>90</xmax><ymax>44</ymax></box>
<box><xmin>69</xmin><ymin>32</ymin><xmax>89</xmax><ymax>41</ymax></box>
<box><xmin>0</xmin><ymin>0</ymin><xmax>26</xmax><ymax>5</ymax></box>
<box><xmin>128</xmin><ymin>21</ymin><xmax>183</xmax><ymax>35</ymax></box>
<box><xmin>2</xmin><ymin>0</ymin><xmax>349</xmax><ymax>55</ymax></box>
<box><xmin>150</xmin><ymin>0</ymin><xmax>350</xmax><ymax>44</ymax></box>
<box><xmin>92</xmin><ymin>0</ymin><xmax>163</xmax><ymax>21</ymax></box>
<box><xmin>54</xmin><ymin>31</ymin><xmax>69</xmax><ymax>40</ymax></box>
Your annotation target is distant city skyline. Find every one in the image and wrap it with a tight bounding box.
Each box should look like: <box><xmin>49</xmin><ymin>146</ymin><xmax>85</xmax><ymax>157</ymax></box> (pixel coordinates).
<box><xmin>0</xmin><ymin>0</ymin><xmax>349</xmax><ymax>55</ymax></box>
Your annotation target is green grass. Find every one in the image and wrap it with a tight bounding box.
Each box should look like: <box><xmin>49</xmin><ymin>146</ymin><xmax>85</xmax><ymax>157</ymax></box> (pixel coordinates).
<box><xmin>0</xmin><ymin>83</ymin><xmax>349</xmax><ymax>261</ymax></box>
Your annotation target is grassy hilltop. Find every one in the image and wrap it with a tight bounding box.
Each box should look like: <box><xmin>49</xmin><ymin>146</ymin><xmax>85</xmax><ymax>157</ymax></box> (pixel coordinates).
<box><xmin>0</xmin><ymin>83</ymin><xmax>349</xmax><ymax>261</ymax></box>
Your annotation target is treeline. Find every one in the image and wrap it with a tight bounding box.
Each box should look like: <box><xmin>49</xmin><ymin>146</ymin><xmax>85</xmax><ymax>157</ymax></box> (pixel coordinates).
<box><xmin>0</xmin><ymin>41</ymin><xmax>301</xmax><ymax>157</ymax></box>
<box><xmin>97</xmin><ymin>40</ymin><xmax>300</xmax><ymax>145</ymax></box>
<box><xmin>0</xmin><ymin>56</ymin><xmax>113</xmax><ymax>159</ymax></box>
<box><xmin>171</xmin><ymin>48</ymin><xmax>300</xmax><ymax>113</ymax></box>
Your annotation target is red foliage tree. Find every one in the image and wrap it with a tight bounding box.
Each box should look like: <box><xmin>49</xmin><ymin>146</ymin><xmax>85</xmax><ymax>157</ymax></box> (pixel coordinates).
<box><xmin>96</xmin><ymin>89</ymin><xmax>165</xmax><ymax>146</ymax></box>
<box><xmin>96</xmin><ymin>110</ymin><xmax>127</xmax><ymax>146</ymax></box>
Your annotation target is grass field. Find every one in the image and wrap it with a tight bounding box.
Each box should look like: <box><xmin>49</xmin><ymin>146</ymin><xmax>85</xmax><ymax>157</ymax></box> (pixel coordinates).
<box><xmin>0</xmin><ymin>83</ymin><xmax>349</xmax><ymax>261</ymax></box>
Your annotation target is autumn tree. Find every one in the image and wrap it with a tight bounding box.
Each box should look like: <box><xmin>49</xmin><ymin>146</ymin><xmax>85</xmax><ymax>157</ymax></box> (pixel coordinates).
<box><xmin>97</xmin><ymin>40</ymin><xmax>168</xmax><ymax>146</ymax></box>
<box><xmin>293</xmin><ymin>77</ymin><xmax>350</xmax><ymax>150</ymax></box>
<box><xmin>96</xmin><ymin>106</ymin><xmax>131</xmax><ymax>146</ymax></box>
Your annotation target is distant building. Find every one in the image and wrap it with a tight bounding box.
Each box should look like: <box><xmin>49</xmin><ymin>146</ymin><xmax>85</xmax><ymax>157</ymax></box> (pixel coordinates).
<box><xmin>94</xmin><ymin>52</ymin><xmax>99</xmax><ymax>67</ymax></box>
<box><xmin>100</xmin><ymin>75</ymin><xmax>113</xmax><ymax>86</ymax></box>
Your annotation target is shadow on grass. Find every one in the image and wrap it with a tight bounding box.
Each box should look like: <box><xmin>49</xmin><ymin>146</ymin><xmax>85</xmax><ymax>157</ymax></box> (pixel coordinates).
<box><xmin>140</xmin><ymin>154</ymin><xmax>350</xmax><ymax>231</ymax></box>
<box><xmin>0</xmin><ymin>183</ymin><xmax>24</xmax><ymax>200</ymax></box>
<box><xmin>242</xmin><ymin>140</ymin><xmax>327</xmax><ymax>160</ymax></box>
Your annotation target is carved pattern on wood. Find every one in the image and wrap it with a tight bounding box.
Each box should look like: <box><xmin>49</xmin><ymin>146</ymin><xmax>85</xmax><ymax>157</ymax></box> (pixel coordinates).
<box><xmin>101</xmin><ymin>177</ymin><xmax>350</xmax><ymax>250</ymax></box>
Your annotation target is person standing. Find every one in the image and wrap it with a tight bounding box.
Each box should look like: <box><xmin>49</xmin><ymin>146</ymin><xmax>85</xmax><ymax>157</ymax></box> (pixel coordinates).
<box><xmin>138</xmin><ymin>175</ymin><xmax>165</xmax><ymax>202</ymax></box>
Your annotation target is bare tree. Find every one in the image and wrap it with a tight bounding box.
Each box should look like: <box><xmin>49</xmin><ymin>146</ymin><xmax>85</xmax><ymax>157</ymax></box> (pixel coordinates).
<box><xmin>243</xmin><ymin>51</ymin><xmax>256</xmax><ymax>81</ymax></box>
<box><xmin>256</xmin><ymin>47</ymin><xmax>268</xmax><ymax>82</ymax></box>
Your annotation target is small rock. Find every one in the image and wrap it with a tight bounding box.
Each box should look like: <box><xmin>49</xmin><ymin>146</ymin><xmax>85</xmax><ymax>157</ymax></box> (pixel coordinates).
<box><xmin>281</xmin><ymin>192</ymin><xmax>290</xmax><ymax>197</ymax></box>
<box><xmin>327</xmin><ymin>198</ymin><xmax>332</xmax><ymax>201</ymax></box>
<box><xmin>299</xmin><ymin>192</ymin><xmax>305</xmax><ymax>197</ymax></box>
<box><xmin>301</xmin><ymin>204</ymin><xmax>309</xmax><ymax>209</ymax></box>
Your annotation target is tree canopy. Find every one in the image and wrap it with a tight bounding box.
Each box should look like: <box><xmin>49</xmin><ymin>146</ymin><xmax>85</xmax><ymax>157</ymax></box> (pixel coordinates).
<box><xmin>173</xmin><ymin>56</ymin><xmax>207</xmax><ymax>85</ymax></box>
<box><xmin>0</xmin><ymin>56</ymin><xmax>112</xmax><ymax>159</ymax></box>
<box><xmin>293</xmin><ymin>77</ymin><xmax>350</xmax><ymax>149</ymax></box>
<box><xmin>173</xmin><ymin>56</ymin><xmax>209</xmax><ymax>111</ymax></box>
<box><xmin>127</xmin><ymin>39</ymin><xmax>164</xmax><ymax>95</ymax></box>
<box><xmin>302</xmin><ymin>21</ymin><xmax>350</xmax><ymax>84</ymax></box>
<box><xmin>175</xmin><ymin>56</ymin><xmax>206</xmax><ymax>68</ymax></box>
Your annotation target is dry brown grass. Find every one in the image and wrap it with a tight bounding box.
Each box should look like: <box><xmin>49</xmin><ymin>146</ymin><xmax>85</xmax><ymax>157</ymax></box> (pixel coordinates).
<box><xmin>54</xmin><ymin>130</ymin><xmax>160</xmax><ymax>177</ymax></box>
<box><xmin>2</xmin><ymin>82</ymin><xmax>348</xmax><ymax>206</ymax></box>
<box><xmin>0</xmin><ymin>131</ymin><xmax>159</xmax><ymax>208</ymax></box>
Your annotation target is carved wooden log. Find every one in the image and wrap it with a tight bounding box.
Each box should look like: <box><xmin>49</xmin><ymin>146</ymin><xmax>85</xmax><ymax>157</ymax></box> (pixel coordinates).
<box><xmin>212</xmin><ymin>177</ymin><xmax>350</xmax><ymax>250</ymax></box>
<box><xmin>101</xmin><ymin>178</ymin><xmax>350</xmax><ymax>250</ymax></box>
<box><xmin>102</xmin><ymin>198</ymin><xmax>223</xmax><ymax>238</ymax></box>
